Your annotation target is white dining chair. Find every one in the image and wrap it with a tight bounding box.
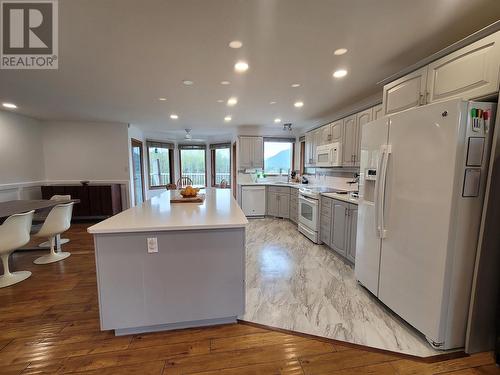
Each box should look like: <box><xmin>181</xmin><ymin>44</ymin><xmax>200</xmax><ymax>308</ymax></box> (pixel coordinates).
<box><xmin>0</xmin><ymin>210</ymin><xmax>34</xmax><ymax>288</ymax></box>
<box><xmin>38</xmin><ymin>195</ymin><xmax>72</xmax><ymax>248</ymax></box>
<box><xmin>33</xmin><ymin>202</ymin><xmax>74</xmax><ymax>265</ymax></box>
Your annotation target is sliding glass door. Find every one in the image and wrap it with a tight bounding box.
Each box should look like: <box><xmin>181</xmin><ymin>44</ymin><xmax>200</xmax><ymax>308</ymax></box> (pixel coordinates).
<box><xmin>179</xmin><ymin>146</ymin><xmax>206</xmax><ymax>187</ymax></box>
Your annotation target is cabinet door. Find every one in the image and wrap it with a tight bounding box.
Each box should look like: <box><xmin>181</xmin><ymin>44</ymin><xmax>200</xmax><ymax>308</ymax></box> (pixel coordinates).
<box><xmin>354</xmin><ymin>109</ymin><xmax>372</xmax><ymax>166</ymax></box>
<box><xmin>266</xmin><ymin>191</ymin><xmax>278</xmax><ymax>216</ymax></box>
<box><xmin>342</xmin><ymin>114</ymin><xmax>356</xmax><ymax>166</ymax></box>
<box><xmin>253</xmin><ymin>137</ymin><xmax>264</xmax><ymax>169</ymax></box>
<box><xmin>305</xmin><ymin>132</ymin><xmax>314</xmax><ymax>166</ymax></box>
<box><xmin>320</xmin><ymin>214</ymin><xmax>331</xmax><ymax>245</ymax></box>
<box><xmin>383</xmin><ymin>66</ymin><xmax>427</xmax><ymax>115</ymax></box>
<box><xmin>319</xmin><ymin>125</ymin><xmax>332</xmax><ymax>146</ymax></box>
<box><xmin>330</xmin><ymin>119</ymin><xmax>343</xmax><ymax>143</ymax></box>
<box><xmin>238</xmin><ymin>137</ymin><xmax>253</xmax><ymax>168</ymax></box>
<box><xmin>373</xmin><ymin>104</ymin><xmax>383</xmax><ymax>120</ymax></box>
<box><xmin>311</xmin><ymin>129</ymin><xmax>322</xmax><ymax>165</ymax></box>
<box><xmin>331</xmin><ymin>201</ymin><xmax>348</xmax><ymax>256</ymax></box>
<box><xmin>278</xmin><ymin>194</ymin><xmax>290</xmax><ymax>219</ymax></box>
<box><xmin>426</xmin><ymin>31</ymin><xmax>500</xmax><ymax>103</ymax></box>
<box><xmin>347</xmin><ymin>205</ymin><xmax>358</xmax><ymax>263</ymax></box>
<box><xmin>289</xmin><ymin>197</ymin><xmax>298</xmax><ymax>223</ymax></box>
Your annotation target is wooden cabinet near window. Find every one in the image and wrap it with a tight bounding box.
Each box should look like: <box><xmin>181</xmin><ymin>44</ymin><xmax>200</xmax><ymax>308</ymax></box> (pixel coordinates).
<box><xmin>41</xmin><ymin>184</ymin><xmax>122</xmax><ymax>219</ymax></box>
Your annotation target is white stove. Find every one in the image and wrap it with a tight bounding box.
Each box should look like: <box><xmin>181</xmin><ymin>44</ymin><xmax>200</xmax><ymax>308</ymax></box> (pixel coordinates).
<box><xmin>298</xmin><ymin>186</ymin><xmax>340</xmax><ymax>243</ymax></box>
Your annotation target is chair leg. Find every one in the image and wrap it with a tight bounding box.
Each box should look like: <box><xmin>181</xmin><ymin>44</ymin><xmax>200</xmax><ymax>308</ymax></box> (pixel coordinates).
<box><xmin>0</xmin><ymin>252</ymin><xmax>31</xmax><ymax>288</ymax></box>
<box><xmin>38</xmin><ymin>234</ymin><xmax>69</xmax><ymax>248</ymax></box>
<box><xmin>33</xmin><ymin>237</ymin><xmax>71</xmax><ymax>265</ymax></box>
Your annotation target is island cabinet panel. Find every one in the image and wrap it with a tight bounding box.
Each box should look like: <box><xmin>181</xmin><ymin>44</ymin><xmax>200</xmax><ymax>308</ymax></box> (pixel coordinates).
<box><xmin>94</xmin><ymin>227</ymin><xmax>245</xmax><ymax>333</ymax></box>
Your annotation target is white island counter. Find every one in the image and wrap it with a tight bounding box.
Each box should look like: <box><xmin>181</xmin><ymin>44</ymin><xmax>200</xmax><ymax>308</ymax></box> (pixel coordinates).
<box><xmin>88</xmin><ymin>188</ymin><xmax>248</xmax><ymax>335</ymax></box>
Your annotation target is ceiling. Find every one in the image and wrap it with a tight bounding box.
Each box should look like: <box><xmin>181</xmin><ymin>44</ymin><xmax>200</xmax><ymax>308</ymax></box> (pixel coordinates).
<box><xmin>1</xmin><ymin>0</ymin><xmax>500</xmax><ymax>136</ymax></box>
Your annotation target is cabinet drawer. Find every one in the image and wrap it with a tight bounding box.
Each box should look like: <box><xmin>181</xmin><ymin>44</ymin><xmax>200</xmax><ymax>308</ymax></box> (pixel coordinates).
<box><xmin>320</xmin><ymin>213</ymin><xmax>331</xmax><ymax>227</ymax></box>
<box><xmin>320</xmin><ymin>201</ymin><xmax>332</xmax><ymax>216</ymax></box>
<box><xmin>290</xmin><ymin>188</ymin><xmax>299</xmax><ymax>198</ymax></box>
<box><xmin>268</xmin><ymin>186</ymin><xmax>291</xmax><ymax>194</ymax></box>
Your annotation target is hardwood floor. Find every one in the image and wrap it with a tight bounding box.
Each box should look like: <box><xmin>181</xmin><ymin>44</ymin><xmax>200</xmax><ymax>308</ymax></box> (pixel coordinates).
<box><xmin>0</xmin><ymin>223</ymin><xmax>498</xmax><ymax>374</ymax></box>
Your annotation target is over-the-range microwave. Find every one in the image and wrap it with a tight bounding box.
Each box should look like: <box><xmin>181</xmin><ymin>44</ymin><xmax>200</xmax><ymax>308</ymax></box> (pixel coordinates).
<box><xmin>315</xmin><ymin>142</ymin><xmax>341</xmax><ymax>167</ymax></box>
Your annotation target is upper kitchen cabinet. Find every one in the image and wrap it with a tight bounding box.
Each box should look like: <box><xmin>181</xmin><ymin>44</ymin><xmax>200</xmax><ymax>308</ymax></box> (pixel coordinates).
<box><xmin>238</xmin><ymin>136</ymin><xmax>264</xmax><ymax>169</ymax></box>
<box><xmin>373</xmin><ymin>104</ymin><xmax>383</xmax><ymax>120</ymax></box>
<box><xmin>383</xmin><ymin>31</ymin><xmax>500</xmax><ymax>116</ymax></box>
<box><xmin>382</xmin><ymin>66</ymin><xmax>428</xmax><ymax>116</ymax></box>
<box><xmin>330</xmin><ymin>119</ymin><xmax>344</xmax><ymax>143</ymax></box>
<box><xmin>304</xmin><ymin>132</ymin><xmax>314</xmax><ymax>167</ymax></box>
<box><xmin>318</xmin><ymin>125</ymin><xmax>332</xmax><ymax>146</ymax></box>
<box><xmin>354</xmin><ymin>108</ymin><xmax>372</xmax><ymax>166</ymax></box>
<box><xmin>426</xmin><ymin>31</ymin><xmax>500</xmax><ymax>103</ymax></box>
<box><xmin>342</xmin><ymin>114</ymin><xmax>357</xmax><ymax>166</ymax></box>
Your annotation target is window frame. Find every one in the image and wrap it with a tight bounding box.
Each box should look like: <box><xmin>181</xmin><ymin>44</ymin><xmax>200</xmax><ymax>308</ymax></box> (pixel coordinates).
<box><xmin>178</xmin><ymin>145</ymin><xmax>208</xmax><ymax>187</ymax></box>
<box><xmin>210</xmin><ymin>143</ymin><xmax>231</xmax><ymax>188</ymax></box>
<box><xmin>263</xmin><ymin>138</ymin><xmax>295</xmax><ymax>175</ymax></box>
<box><xmin>146</xmin><ymin>140</ymin><xmax>175</xmax><ymax>189</ymax></box>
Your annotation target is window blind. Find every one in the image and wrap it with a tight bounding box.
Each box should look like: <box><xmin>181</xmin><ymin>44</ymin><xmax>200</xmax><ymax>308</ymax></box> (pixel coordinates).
<box><xmin>178</xmin><ymin>144</ymin><xmax>207</xmax><ymax>150</ymax></box>
<box><xmin>263</xmin><ymin>137</ymin><xmax>296</xmax><ymax>143</ymax></box>
<box><xmin>146</xmin><ymin>140</ymin><xmax>174</xmax><ymax>149</ymax></box>
<box><xmin>209</xmin><ymin>142</ymin><xmax>231</xmax><ymax>150</ymax></box>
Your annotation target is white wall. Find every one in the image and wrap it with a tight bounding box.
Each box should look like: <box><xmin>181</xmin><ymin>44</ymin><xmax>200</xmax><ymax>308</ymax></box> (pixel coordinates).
<box><xmin>0</xmin><ymin>110</ymin><xmax>45</xmax><ymax>184</ymax></box>
<box><xmin>0</xmin><ymin>110</ymin><xmax>46</xmax><ymax>201</ymax></box>
<box><xmin>42</xmin><ymin>120</ymin><xmax>129</xmax><ymax>182</ymax></box>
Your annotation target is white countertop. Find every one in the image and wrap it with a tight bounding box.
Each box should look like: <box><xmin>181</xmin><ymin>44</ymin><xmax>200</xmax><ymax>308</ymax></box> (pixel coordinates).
<box><xmin>88</xmin><ymin>188</ymin><xmax>248</xmax><ymax>234</ymax></box>
<box><xmin>321</xmin><ymin>192</ymin><xmax>359</xmax><ymax>205</ymax></box>
<box><xmin>238</xmin><ymin>182</ymin><xmax>304</xmax><ymax>189</ymax></box>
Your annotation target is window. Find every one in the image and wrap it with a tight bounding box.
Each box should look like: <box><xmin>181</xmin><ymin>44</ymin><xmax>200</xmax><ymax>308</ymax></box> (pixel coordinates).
<box><xmin>179</xmin><ymin>145</ymin><xmax>207</xmax><ymax>187</ymax></box>
<box><xmin>210</xmin><ymin>143</ymin><xmax>231</xmax><ymax>187</ymax></box>
<box><xmin>264</xmin><ymin>139</ymin><xmax>294</xmax><ymax>175</ymax></box>
<box><xmin>146</xmin><ymin>141</ymin><xmax>174</xmax><ymax>188</ymax></box>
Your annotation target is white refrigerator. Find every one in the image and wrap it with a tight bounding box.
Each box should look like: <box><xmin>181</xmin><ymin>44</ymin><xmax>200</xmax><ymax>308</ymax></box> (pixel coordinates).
<box><xmin>355</xmin><ymin>98</ymin><xmax>496</xmax><ymax>350</ymax></box>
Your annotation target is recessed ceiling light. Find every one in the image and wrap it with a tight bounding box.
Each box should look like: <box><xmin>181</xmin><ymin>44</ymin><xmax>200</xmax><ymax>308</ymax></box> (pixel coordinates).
<box><xmin>170</xmin><ymin>114</ymin><xmax>179</xmax><ymax>119</ymax></box>
<box><xmin>291</xmin><ymin>83</ymin><xmax>301</xmax><ymax>88</ymax></box>
<box><xmin>234</xmin><ymin>61</ymin><xmax>249</xmax><ymax>73</ymax></box>
<box><xmin>227</xmin><ymin>97</ymin><xmax>238</xmax><ymax>106</ymax></box>
<box><xmin>2</xmin><ymin>102</ymin><xmax>17</xmax><ymax>109</ymax></box>
<box><xmin>158</xmin><ymin>97</ymin><xmax>167</xmax><ymax>101</ymax></box>
<box><xmin>229</xmin><ymin>40</ymin><xmax>242</xmax><ymax>49</ymax></box>
<box><xmin>221</xmin><ymin>81</ymin><xmax>231</xmax><ymax>85</ymax></box>
<box><xmin>217</xmin><ymin>99</ymin><xmax>224</xmax><ymax>103</ymax></box>
<box><xmin>333</xmin><ymin>69</ymin><xmax>348</xmax><ymax>78</ymax></box>
<box><xmin>224</xmin><ymin>115</ymin><xmax>232</xmax><ymax>122</ymax></box>
<box><xmin>334</xmin><ymin>48</ymin><xmax>348</xmax><ymax>56</ymax></box>
<box><xmin>294</xmin><ymin>101</ymin><xmax>304</xmax><ymax>108</ymax></box>
<box><xmin>183</xmin><ymin>80</ymin><xmax>194</xmax><ymax>85</ymax></box>
<box><xmin>269</xmin><ymin>101</ymin><xmax>276</xmax><ymax>105</ymax></box>
<box><xmin>274</xmin><ymin>118</ymin><xmax>281</xmax><ymax>123</ymax></box>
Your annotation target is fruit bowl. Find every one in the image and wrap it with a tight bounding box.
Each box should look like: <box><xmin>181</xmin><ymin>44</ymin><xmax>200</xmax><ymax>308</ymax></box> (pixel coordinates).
<box><xmin>180</xmin><ymin>186</ymin><xmax>200</xmax><ymax>198</ymax></box>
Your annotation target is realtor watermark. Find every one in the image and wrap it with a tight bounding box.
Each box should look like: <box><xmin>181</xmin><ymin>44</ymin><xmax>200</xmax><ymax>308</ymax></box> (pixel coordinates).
<box><xmin>1</xmin><ymin>0</ymin><xmax>58</xmax><ymax>69</ymax></box>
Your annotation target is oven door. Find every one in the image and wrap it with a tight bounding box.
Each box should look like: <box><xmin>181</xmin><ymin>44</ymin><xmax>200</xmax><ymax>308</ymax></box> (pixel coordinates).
<box><xmin>298</xmin><ymin>195</ymin><xmax>318</xmax><ymax>230</ymax></box>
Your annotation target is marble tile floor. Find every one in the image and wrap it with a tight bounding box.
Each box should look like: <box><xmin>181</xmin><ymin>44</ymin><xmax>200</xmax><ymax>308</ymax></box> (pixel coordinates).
<box><xmin>241</xmin><ymin>217</ymin><xmax>442</xmax><ymax>357</ymax></box>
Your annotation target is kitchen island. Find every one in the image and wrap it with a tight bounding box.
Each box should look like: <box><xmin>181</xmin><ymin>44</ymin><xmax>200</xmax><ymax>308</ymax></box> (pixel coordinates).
<box><xmin>88</xmin><ymin>188</ymin><xmax>248</xmax><ymax>335</ymax></box>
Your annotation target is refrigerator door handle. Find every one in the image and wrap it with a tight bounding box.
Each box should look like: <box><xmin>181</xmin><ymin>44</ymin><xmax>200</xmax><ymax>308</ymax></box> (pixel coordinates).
<box><xmin>374</xmin><ymin>146</ymin><xmax>386</xmax><ymax>238</ymax></box>
<box><xmin>379</xmin><ymin>145</ymin><xmax>392</xmax><ymax>239</ymax></box>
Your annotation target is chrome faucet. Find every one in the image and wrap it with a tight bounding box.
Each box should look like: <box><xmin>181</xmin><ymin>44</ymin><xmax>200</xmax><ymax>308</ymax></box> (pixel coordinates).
<box><xmin>347</xmin><ymin>173</ymin><xmax>359</xmax><ymax>186</ymax></box>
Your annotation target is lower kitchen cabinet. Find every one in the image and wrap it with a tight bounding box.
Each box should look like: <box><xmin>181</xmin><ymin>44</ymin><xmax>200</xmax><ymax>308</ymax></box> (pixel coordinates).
<box><xmin>331</xmin><ymin>201</ymin><xmax>349</xmax><ymax>256</ymax></box>
<box><xmin>347</xmin><ymin>205</ymin><xmax>357</xmax><ymax>263</ymax></box>
<box><xmin>289</xmin><ymin>190</ymin><xmax>299</xmax><ymax>223</ymax></box>
<box><xmin>267</xmin><ymin>186</ymin><xmax>290</xmax><ymax>219</ymax></box>
<box><xmin>320</xmin><ymin>196</ymin><xmax>358</xmax><ymax>264</ymax></box>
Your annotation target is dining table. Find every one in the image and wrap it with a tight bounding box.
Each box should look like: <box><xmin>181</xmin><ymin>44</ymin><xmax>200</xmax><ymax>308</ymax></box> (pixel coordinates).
<box><xmin>0</xmin><ymin>199</ymin><xmax>80</xmax><ymax>251</ymax></box>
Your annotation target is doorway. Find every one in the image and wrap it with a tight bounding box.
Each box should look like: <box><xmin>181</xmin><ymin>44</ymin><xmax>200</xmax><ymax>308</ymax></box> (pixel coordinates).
<box><xmin>131</xmin><ymin>139</ymin><xmax>145</xmax><ymax>206</ymax></box>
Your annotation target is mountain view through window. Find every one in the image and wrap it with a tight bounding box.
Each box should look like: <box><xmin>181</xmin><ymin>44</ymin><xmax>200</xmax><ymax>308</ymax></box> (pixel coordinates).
<box><xmin>264</xmin><ymin>141</ymin><xmax>293</xmax><ymax>174</ymax></box>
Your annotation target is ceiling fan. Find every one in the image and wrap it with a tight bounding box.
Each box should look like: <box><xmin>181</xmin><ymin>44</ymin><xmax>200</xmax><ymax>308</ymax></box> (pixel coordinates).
<box><xmin>183</xmin><ymin>129</ymin><xmax>206</xmax><ymax>142</ymax></box>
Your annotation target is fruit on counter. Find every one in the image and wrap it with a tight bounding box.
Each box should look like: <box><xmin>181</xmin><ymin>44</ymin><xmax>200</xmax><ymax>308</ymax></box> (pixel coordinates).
<box><xmin>180</xmin><ymin>186</ymin><xmax>200</xmax><ymax>197</ymax></box>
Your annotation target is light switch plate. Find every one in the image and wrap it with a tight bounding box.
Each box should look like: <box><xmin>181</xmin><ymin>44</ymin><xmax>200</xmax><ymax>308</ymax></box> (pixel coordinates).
<box><xmin>147</xmin><ymin>237</ymin><xmax>158</xmax><ymax>253</ymax></box>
